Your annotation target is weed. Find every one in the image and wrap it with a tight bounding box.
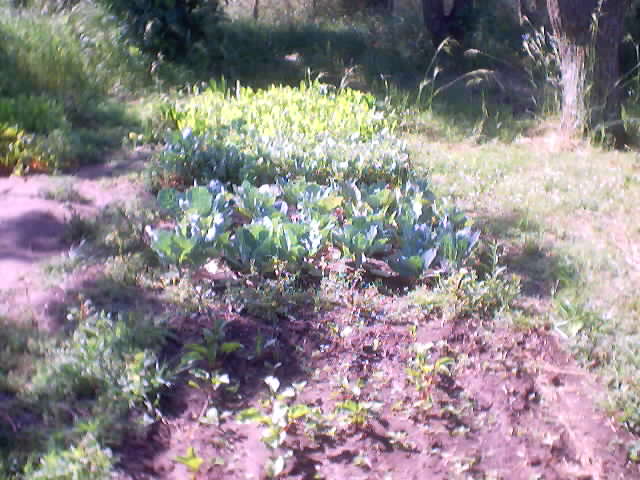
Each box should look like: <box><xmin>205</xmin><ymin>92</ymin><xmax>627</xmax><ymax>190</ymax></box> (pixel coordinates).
<box><xmin>23</xmin><ymin>433</ymin><xmax>114</xmax><ymax>480</ymax></box>
<box><xmin>181</xmin><ymin>318</ymin><xmax>243</xmax><ymax>371</ymax></box>
<box><xmin>39</xmin><ymin>181</ymin><xmax>89</xmax><ymax>205</ymax></box>
<box><xmin>405</xmin><ymin>342</ymin><xmax>454</xmax><ymax>412</ymax></box>
<box><xmin>62</xmin><ymin>210</ymin><xmax>97</xmax><ymax>245</ymax></box>
<box><xmin>333</xmin><ymin>376</ymin><xmax>383</xmax><ymax>431</ymax></box>
<box><xmin>237</xmin><ymin>377</ymin><xmax>323</xmax><ymax>478</ymax></box>
<box><xmin>31</xmin><ymin>305</ymin><xmax>171</xmax><ymax>413</ymax></box>
<box><xmin>410</xmin><ymin>263</ymin><xmax>520</xmax><ymax>321</ymax></box>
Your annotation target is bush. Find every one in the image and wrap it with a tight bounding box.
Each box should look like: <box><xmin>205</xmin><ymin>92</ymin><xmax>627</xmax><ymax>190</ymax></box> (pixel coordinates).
<box><xmin>100</xmin><ymin>0</ymin><xmax>223</xmax><ymax>60</ymax></box>
<box><xmin>0</xmin><ymin>95</ymin><xmax>69</xmax><ymax>133</ymax></box>
<box><xmin>0</xmin><ymin>123</ymin><xmax>56</xmax><ymax>174</ymax></box>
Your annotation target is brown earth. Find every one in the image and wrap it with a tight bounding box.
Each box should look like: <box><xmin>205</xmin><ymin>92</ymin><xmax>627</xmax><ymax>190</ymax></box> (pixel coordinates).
<box><xmin>115</xmin><ymin>292</ymin><xmax>640</xmax><ymax>480</ymax></box>
<box><xmin>0</xmin><ymin>148</ymin><xmax>152</xmax><ymax>329</ymax></box>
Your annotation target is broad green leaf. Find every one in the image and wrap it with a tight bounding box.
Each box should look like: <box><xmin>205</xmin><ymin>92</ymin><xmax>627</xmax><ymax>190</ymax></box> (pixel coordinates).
<box><xmin>288</xmin><ymin>404</ymin><xmax>311</xmax><ymax>419</ymax></box>
<box><xmin>174</xmin><ymin>447</ymin><xmax>203</xmax><ymax>473</ymax></box>
<box><xmin>157</xmin><ymin>188</ymin><xmax>180</xmax><ymax>214</ymax></box>
<box><xmin>220</xmin><ymin>342</ymin><xmax>243</xmax><ymax>354</ymax></box>
<box><xmin>388</xmin><ymin>255</ymin><xmax>424</xmax><ymax>278</ymax></box>
<box><xmin>185</xmin><ymin>186</ymin><xmax>213</xmax><ymax>216</ymax></box>
<box><xmin>236</xmin><ymin>407</ymin><xmax>266</xmax><ymax>423</ymax></box>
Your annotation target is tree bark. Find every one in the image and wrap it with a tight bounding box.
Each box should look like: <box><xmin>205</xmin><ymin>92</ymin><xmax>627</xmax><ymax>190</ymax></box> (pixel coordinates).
<box><xmin>422</xmin><ymin>0</ymin><xmax>469</xmax><ymax>48</ymax></box>
<box><xmin>522</xmin><ymin>0</ymin><xmax>549</xmax><ymax>26</ymax></box>
<box><xmin>547</xmin><ymin>0</ymin><xmax>628</xmax><ymax>147</ymax></box>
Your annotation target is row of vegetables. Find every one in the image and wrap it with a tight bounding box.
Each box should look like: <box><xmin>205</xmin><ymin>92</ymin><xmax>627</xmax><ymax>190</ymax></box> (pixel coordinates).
<box><xmin>147</xmin><ymin>81</ymin><xmax>478</xmax><ymax>279</ymax></box>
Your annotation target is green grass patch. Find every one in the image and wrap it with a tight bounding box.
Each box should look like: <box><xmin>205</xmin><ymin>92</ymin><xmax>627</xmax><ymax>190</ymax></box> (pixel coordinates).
<box><xmin>0</xmin><ymin>304</ymin><xmax>171</xmax><ymax>479</ymax></box>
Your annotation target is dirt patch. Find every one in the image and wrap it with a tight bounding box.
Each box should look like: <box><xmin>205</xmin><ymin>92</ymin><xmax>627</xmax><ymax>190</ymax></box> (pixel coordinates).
<box><xmin>0</xmin><ymin>148</ymin><xmax>152</xmax><ymax>328</ymax></box>
<box><xmin>116</xmin><ymin>292</ymin><xmax>640</xmax><ymax>480</ymax></box>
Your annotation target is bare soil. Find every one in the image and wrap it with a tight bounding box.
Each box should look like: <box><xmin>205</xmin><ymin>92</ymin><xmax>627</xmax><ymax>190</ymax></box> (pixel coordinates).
<box><xmin>116</xmin><ymin>294</ymin><xmax>639</xmax><ymax>480</ymax></box>
<box><xmin>0</xmin><ymin>148</ymin><xmax>151</xmax><ymax>329</ymax></box>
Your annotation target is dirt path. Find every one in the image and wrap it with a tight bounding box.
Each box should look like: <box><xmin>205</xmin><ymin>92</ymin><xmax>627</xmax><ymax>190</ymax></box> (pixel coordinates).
<box><xmin>0</xmin><ymin>149</ymin><xmax>151</xmax><ymax>328</ymax></box>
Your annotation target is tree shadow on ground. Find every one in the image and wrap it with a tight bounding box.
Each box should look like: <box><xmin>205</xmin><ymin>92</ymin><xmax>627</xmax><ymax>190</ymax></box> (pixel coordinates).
<box><xmin>474</xmin><ymin>210</ymin><xmax>578</xmax><ymax>300</ymax></box>
<box><xmin>204</xmin><ymin>20</ymin><xmax>536</xmax><ymax>140</ymax></box>
<box><xmin>0</xmin><ymin>210</ymin><xmax>66</xmax><ymax>261</ymax></box>
<box><xmin>0</xmin><ymin>260</ymin><xmax>324</xmax><ymax>477</ymax></box>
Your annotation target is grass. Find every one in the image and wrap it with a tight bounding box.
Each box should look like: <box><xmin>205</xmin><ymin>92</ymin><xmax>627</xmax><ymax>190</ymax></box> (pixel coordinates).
<box><xmin>407</xmin><ymin>126</ymin><xmax>640</xmax><ymax>432</ymax></box>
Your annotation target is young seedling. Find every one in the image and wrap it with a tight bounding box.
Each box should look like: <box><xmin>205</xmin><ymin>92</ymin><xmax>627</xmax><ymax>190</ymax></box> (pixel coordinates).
<box><xmin>181</xmin><ymin>318</ymin><xmax>243</xmax><ymax>370</ymax></box>
<box><xmin>333</xmin><ymin>376</ymin><xmax>383</xmax><ymax>431</ymax></box>
<box><xmin>406</xmin><ymin>342</ymin><xmax>454</xmax><ymax>412</ymax></box>
<box><xmin>174</xmin><ymin>446</ymin><xmax>204</xmax><ymax>480</ymax></box>
<box><xmin>236</xmin><ymin>377</ymin><xmax>320</xmax><ymax>478</ymax></box>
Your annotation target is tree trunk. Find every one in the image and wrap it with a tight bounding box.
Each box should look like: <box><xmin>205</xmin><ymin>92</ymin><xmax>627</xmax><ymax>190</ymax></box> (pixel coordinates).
<box><xmin>422</xmin><ymin>0</ymin><xmax>468</xmax><ymax>48</ymax></box>
<box><xmin>522</xmin><ymin>0</ymin><xmax>549</xmax><ymax>26</ymax></box>
<box><xmin>547</xmin><ymin>0</ymin><xmax>628</xmax><ymax>147</ymax></box>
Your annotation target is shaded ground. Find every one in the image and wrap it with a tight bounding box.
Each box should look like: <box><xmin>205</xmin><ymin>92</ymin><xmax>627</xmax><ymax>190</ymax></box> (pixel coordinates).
<box><xmin>0</xmin><ymin>148</ymin><xmax>152</xmax><ymax>329</ymax></box>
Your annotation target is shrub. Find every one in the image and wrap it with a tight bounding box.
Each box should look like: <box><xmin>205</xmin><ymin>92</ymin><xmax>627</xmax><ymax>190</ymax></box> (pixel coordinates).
<box><xmin>0</xmin><ymin>95</ymin><xmax>69</xmax><ymax>133</ymax></box>
<box><xmin>0</xmin><ymin>123</ymin><xmax>56</xmax><ymax>174</ymax></box>
<box><xmin>99</xmin><ymin>0</ymin><xmax>223</xmax><ymax>60</ymax></box>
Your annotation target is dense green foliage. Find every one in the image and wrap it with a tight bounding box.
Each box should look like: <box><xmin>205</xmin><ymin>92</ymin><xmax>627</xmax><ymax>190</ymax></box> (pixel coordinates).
<box><xmin>99</xmin><ymin>0</ymin><xmax>223</xmax><ymax>59</ymax></box>
<box><xmin>0</xmin><ymin>124</ymin><xmax>54</xmax><ymax>174</ymax></box>
<box><xmin>0</xmin><ymin>303</ymin><xmax>170</xmax><ymax>479</ymax></box>
<box><xmin>150</xmin><ymin>81</ymin><xmax>405</xmax><ymax>187</ymax></box>
<box><xmin>149</xmin><ymin>82</ymin><xmax>478</xmax><ymax>278</ymax></box>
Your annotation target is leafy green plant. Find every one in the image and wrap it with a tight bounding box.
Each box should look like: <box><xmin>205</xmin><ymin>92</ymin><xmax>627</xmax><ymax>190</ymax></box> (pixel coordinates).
<box><xmin>411</xmin><ymin>263</ymin><xmax>519</xmax><ymax>321</ymax></box>
<box><xmin>333</xmin><ymin>377</ymin><xmax>383</xmax><ymax>430</ymax></box>
<box><xmin>150</xmin><ymin>176</ymin><xmax>478</xmax><ymax>278</ymax></box>
<box><xmin>233</xmin><ymin>181</ymin><xmax>286</xmax><ymax>220</ymax></box>
<box><xmin>0</xmin><ymin>123</ymin><xmax>55</xmax><ymax>174</ymax></box>
<box><xmin>225</xmin><ymin>217</ymin><xmax>319</xmax><ymax>273</ymax></box>
<box><xmin>438</xmin><ymin>226</ymin><xmax>481</xmax><ymax>270</ymax></box>
<box><xmin>31</xmin><ymin>304</ymin><xmax>171</xmax><ymax>415</ymax></box>
<box><xmin>147</xmin><ymin>80</ymin><xmax>480</xmax><ymax>281</ymax></box>
<box><xmin>174</xmin><ymin>446</ymin><xmax>204</xmax><ymax>479</ymax></box>
<box><xmin>149</xmin><ymin>183</ymin><xmax>231</xmax><ymax>268</ymax></box>
<box><xmin>0</xmin><ymin>95</ymin><xmax>69</xmax><ymax>134</ymax></box>
<box><xmin>237</xmin><ymin>377</ymin><xmax>321</xmax><ymax>478</ymax></box>
<box><xmin>148</xmin><ymin>80</ymin><xmax>407</xmax><ymax>189</ymax></box>
<box><xmin>405</xmin><ymin>342</ymin><xmax>454</xmax><ymax>412</ymax></box>
<box><xmin>334</xmin><ymin>215</ymin><xmax>390</xmax><ymax>265</ymax></box>
<box><xmin>172</xmin><ymin>80</ymin><xmax>395</xmax><ymax>140</ymax></box>
<box><xmin>25</xmin><ymin>434</ymin><xmax>113</xmax><ymax>480</ymax></box>
<box><xmin>181</xmin><ymin>318</ymin><xmax>243</xmax><ymax>370</ymax></box>
<box><xmin>334</xmin><ymin>398</ymin><xmax>383</xmax><ymax>430</ymax></box>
